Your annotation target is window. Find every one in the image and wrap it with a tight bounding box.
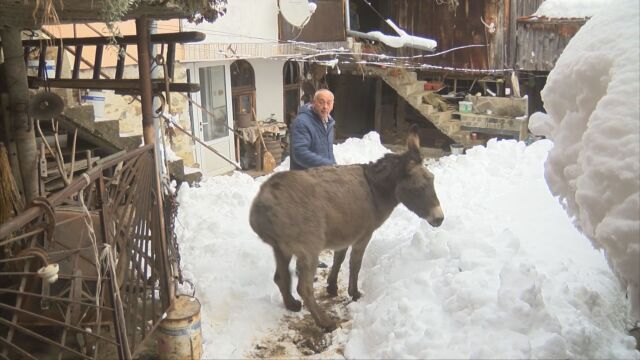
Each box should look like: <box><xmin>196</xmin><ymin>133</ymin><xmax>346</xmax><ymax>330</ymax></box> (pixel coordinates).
<box><xmin>283</xmin><ymin>60</ymin><xmax>301</xmax><ymax>127</ymax></box>
<box><xmin>199</xmin><ymin>66</ymin><xmax>228</xmax><ymax>141</ymax></box>
<box><xmin>231</xmin><ymin>60</ymin><xmax>256</xmax><ymax>126</ymax></box>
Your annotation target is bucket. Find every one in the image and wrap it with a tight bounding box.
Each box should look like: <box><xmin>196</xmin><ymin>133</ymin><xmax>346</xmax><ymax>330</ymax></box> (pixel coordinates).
<box><xmin>450</xmin><ymin>143</ymin><xmax>464</xmax><ymax>155</ymax></box>
<box><xmin>82</xmin><ymin>90</ymin><xmax>105</xmax><ymax>120</ymax></box>
<box><xmin>236</xmin><ymin>113</ymin><xmax>253</xmax><ymax>128</ymax></box>
<box><xmin>458</xmin><ymin>101</ymin><xmax>473</xmax><ymax>113</ymax></box>
<box><xmin>157</xmin><ymin>296</ymin><xmax>203</xmax><ymax>360</ymax></box>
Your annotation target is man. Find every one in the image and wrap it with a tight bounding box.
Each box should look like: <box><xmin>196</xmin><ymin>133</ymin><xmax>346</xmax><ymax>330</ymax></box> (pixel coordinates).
<box><xmin>290</xmin><ymin>89</ymin><xmax>336</xmax><ymax>269</ymax></box>
<box><xmin>290</xmin><ymin>89</ymin><xmax>336</xmax><ymax>170</ymax></box>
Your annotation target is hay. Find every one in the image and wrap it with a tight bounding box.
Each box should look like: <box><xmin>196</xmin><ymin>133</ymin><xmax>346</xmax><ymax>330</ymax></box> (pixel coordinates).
<box><xmin>0</xmin><ymin>143</ymin><xmax>24</xmax><ymax>224</ymax></box>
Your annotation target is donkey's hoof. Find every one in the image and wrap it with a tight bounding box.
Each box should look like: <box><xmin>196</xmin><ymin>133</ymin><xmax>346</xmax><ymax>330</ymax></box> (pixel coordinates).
<box><xmin>327</xmin><ymin>284</ymin><xmax>338</xmax><ymax>297</ymax></box>
<box><xmin>349</xmin><ymin>290</ymin><xmax>362</xmax><ymax>301</ymax></box>
<box><xmin>320</xmin><ymin>321</ymin><xmax>337</xmax><ymax>332</ymax></box>
<box><xmin>285</xmin><ymin>299</ymin><xmax>302</xmax><ymax>312</ymax></box>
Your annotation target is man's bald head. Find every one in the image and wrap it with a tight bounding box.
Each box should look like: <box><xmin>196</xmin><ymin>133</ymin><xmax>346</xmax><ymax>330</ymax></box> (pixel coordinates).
<box><xmin>312</xmin><ymin>89</ymin><xmax>334</xmax><ymax>121</ymax></box>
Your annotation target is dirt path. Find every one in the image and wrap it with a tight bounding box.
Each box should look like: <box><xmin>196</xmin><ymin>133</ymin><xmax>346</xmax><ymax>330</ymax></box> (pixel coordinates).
<box><xmin>248</xmin><ymin>251</ymin><xmax>354</xmax><ymax>359</ymax></box>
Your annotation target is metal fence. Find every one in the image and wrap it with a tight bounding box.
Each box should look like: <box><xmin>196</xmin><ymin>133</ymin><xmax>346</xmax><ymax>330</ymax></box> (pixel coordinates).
<box><xmin>0</xmin><ymin>144</ymin><xmax>174</xmax><ymax>359</ymax></box>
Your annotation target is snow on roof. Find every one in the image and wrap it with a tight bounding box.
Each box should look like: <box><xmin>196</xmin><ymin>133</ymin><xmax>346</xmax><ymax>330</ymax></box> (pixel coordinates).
<box><xmin>533</xmin><ymin>0</ymin><xmax>613</xmax><ymax>19</ymax></box>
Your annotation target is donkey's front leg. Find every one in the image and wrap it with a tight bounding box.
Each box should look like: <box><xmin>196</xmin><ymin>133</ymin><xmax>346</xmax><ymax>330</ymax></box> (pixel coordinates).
<box><xmin>327</xmin><ymin>249</ymin><xmax>347</xmax><ymax>296</ymax></box>
<box><xmin>348</xmin><ymin>239</ymin><xmax>371</xmax><ymax>301</ymax></box>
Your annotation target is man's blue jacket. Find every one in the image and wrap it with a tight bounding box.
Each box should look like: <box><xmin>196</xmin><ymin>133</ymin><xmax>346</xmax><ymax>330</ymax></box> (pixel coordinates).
<box><xmin>290</xmin><ymin>103</ymin><xmax>336</xmax><ymax>170</ymax></box>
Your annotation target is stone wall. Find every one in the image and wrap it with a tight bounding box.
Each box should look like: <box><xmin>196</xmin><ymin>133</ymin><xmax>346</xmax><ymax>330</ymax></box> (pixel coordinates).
<box><xmin>76</xmin><ymin>63</ymin><xmax>197</xmax><ymax>166</ymax></box>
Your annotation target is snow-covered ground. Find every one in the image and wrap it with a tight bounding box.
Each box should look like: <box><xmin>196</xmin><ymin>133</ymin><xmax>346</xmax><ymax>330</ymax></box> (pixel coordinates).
<box><xmin>175</xmin><ymin>133</ymin><xmax>638</xmax><ymax>359</ymax></box>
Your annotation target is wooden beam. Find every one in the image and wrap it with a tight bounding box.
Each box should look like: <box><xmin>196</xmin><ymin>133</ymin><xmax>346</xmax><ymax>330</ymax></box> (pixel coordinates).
<box><xmin>16</xmin><ymin>31</ymin><xmax>206</xmax><ymax>47</ymax></box>
<box><xmin>28</xmin><ymin>78</ymin><xmax>200</xmax><ymax>93</ymax></box>
<box><xmin>136</xmin><ymin>16</ymin><xmax>155</xmax><ymax>146</ymax></box>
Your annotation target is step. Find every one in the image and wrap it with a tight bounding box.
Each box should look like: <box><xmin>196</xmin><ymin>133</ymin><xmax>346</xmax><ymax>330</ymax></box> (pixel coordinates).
<box><xmin>418</xmin><ymin>104</ymin><xmax>436</xmax><ymax>116</ymax></box>
<box><xmin>398</xmin><ymin>81</ymin><xmax>426</xmax><ymax>95</ymax></box>
<box><xmin>61</xmin><ymin>105</ymin><xmax>141</xmax><ymax>151</ymax></box>
<box><xmin>406</xmin><ymin>91</ymin><xmax>426</xmax><ymax>106</ymax></box>
<box><xmin>36</xmin><ymin>133</ymin><xmax>68</xmax><ymax>148</ymax></box>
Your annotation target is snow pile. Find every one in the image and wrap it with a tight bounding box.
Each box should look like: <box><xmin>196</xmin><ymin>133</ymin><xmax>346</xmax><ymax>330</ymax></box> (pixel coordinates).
<box><xmin>344</xmin><ymin>139</ymin><xmax>637</xmax><ymax>359</ymax></box>
<box><xmin>533</xmin><ymin>0</ymin><xmax>612</xmax><ymax>18</ymax></box>
<box><xmin>529</xmin><ymin>0</ymin><xmax>640</xmax><ymax>319</ymax></box>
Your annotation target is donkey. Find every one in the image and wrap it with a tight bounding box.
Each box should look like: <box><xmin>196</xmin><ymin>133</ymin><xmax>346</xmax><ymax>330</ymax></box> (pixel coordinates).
<box><xmin>249</xmin><ymin>125</ymin><xmax>444</xmax><ymax>331</ymax></box>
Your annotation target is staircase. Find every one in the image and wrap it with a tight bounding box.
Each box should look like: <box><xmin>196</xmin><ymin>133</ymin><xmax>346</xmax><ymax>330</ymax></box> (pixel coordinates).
<box><xmin>370</xmin><ymin>67</ymin><xmax>472</xmax><ymax>148</ymax></box>
<box><xmin>62</xmin><ymin>105</ymin><xmax>142</xmax><ymax>152</ymax></box>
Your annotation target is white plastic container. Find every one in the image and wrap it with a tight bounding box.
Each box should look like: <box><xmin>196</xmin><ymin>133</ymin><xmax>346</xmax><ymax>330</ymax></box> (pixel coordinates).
<box><xmin>27</xmin><ymin>59</ymin><xmax>55</xmax><ymax>78</ymax></box>
<box><xmin>82</xmin><ymin>90</ymin><xmax>105</xmax><ymax>120</ymax></box>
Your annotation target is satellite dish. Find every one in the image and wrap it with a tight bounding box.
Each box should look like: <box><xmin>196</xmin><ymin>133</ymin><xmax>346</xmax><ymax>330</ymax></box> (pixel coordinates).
<box><xmin>279</xmin><ymin>0</ymin><xmax>315</xmax><ymax>27</ymax></box>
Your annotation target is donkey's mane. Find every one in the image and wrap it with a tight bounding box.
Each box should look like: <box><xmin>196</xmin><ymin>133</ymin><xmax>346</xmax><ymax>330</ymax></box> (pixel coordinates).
<box><xmin>363</xmin><ymin>150</ymin><xmax>421</xmax><ymax>191</ymax></box>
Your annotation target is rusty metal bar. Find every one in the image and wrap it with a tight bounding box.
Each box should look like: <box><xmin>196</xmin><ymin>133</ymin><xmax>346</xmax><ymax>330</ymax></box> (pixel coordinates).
<box><xmin>1</xmin><ymin>237</ymin><xmax>37</xmax><ymax>358</ymax></box>
<box><xmin>0</xmin><ymin>337</ymin><xmax>38</xmax><ymax>360</ymax></box>
<box><xmin>0</xmin><ymin>226</ymin><xmax>43</xmax><ymax>247</ymax></box>
<box><xmin>0</xmin><ymin>317</ymin><xmax>93</xmax><ymax>360</ymax></box>
<box><xmin>0</xmin><ymin>303</ymin><xmax>118</xmax><ymax>345</ymax></box>
<box><xmin>0</xmin><ymin>289</ymin><xmax>114</xmax><ymax>310</ymax></box>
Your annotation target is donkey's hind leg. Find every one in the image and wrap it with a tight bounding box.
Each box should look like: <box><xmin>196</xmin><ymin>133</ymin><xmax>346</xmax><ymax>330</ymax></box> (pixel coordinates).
<box><xmin>272</xmin><ymin>245</ymin><xmax>301</xmax><ymax>311</ymax></box>
<box><xmin>297</xmin><ymin>254</ymin><xmax>337</xmax><ymax>332</ymax></box>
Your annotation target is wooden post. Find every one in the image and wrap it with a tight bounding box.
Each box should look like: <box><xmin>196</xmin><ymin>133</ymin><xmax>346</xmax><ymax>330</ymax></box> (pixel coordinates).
<box><xmin>0</xmin><ymin>26</ymin><xmax>38</xmax><ymax>204</ymax></box>
<box><xmin>395</xmin><ymin>95</ymin><xmax>407</xmax><ymax>131</ymax></box>
<box><xmin>135</xmin><ymin>16</ymin><xmax>155</xmax><ymax>145</ymax></box>
<box><xmin>373</xmin><ymin>78</ymin><xmax>382</xmax><ymax>133</ymax></box>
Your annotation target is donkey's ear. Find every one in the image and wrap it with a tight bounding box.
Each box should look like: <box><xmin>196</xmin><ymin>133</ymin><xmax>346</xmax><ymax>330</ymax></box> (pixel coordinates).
<box><xmin>407</xmin><ymin>124</ymin><xmax>422</xmax><ymax>158</ymax></box>
<box><xmin>407</xmin><ymin>124</ymin><xmax>420</xmax><ymax>151</ymax></box>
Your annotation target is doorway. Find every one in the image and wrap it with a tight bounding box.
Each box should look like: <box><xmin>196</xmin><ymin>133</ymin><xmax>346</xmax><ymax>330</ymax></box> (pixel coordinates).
<box><xmin>190</xmin><ymin>63</ymin><xmax>235</xmax><ymax>175</ymax></box>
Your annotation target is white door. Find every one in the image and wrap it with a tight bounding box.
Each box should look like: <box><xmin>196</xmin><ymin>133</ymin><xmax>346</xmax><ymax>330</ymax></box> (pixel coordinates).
<box><xmin>191</xmin><ymin>63</ymin><xmax>236</xmax><ymax>175</ymax></box>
